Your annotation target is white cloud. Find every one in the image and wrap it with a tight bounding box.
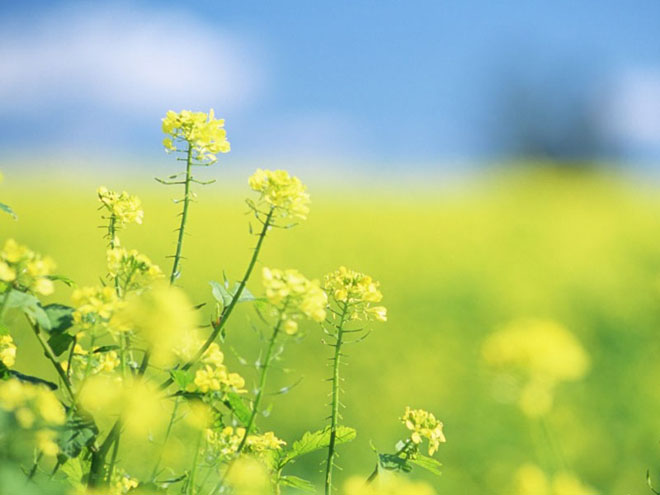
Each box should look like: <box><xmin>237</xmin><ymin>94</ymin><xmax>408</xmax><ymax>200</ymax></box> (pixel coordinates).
<box><xmin>599</xmin><ymin>68</ymin><xmax>660</xmax><ymax>146</ymax></box>
<box><xmin>0</xmin><ymin>4</ymin><xmax>264</xmax><ymax>115</ymax></box>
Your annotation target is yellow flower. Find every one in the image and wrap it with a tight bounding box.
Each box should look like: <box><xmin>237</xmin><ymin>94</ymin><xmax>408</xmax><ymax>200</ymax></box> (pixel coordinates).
<box><xmin>36</xmin><ymin>429</ymin><xmax>59</xmax><ymax>456</ymax></box>
<box><xmin>482</xmin><ymin>319</ymin><xmax>590</xmax><ymax>416</ymax></box>
<box><xmin>0</xmin><ymin>379</ymin><xmax>65</xmax><ymax>426</ymax></box>
<box><xmin>162</xmin><ymin>109</ymin><xmax>230</xmax><ymax>162</ymax></box>
<box><xmin>324</xmin><ymin>266</ymin><xmax>387</xmax><ymax>322</ymax></box>
<box><xmin>72</xmin><ymin>286</ymin><xmax>123</xmax><ymax>330</ymax></box>
<box><xmin>245</xmin><ymin>431</ymin><xmax>286</xmax><ymax>454</ymax></box>
<box><xmin>401</xmin><ymin>407</ymin><xmax>446</xmax><ymax>456</ymax></box>
<box><xmin>106</xmin><ymin>247</ymin><xmax>163</xmax><ymax>291</ymax></box>
<box><xmin>0</xmin><ymin>335</ymin><xmax>17</xmax><ymax>367</ymax></box>
<box><xmin>248</xmin><ymin>169</ymin><xmax>310</xmax><ymax>221</ymax></box>
<box><xmin>0</xmin><ymin>261</ymin><xmax>16</xmax><ymax>282</ymax></box>
<box><xmin>113</xmin><ymin>283</ymin><xmax>199</xmax><ymax>367</ymax></box>
<box><xmin>0</xmin><ymin>239</ymin><xmax>56</xmax><ymax>295</ymax></box>
<box><xmin>262</xmin><ymin>267</ymin><xmax>327</xmax><ymax>331</ymax></box>
<box><xmin>97</xmin><ymin>187</ymin><xmax>144</xmax><ymax>228</ymax></box>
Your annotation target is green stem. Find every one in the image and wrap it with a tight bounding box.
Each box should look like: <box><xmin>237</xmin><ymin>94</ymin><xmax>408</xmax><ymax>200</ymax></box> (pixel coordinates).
<box><xmin>158</xmin><ymin>208</ymin><xmax>274</xmax><ymax>391</ymax></box>
<box><xmin>324</xmin><ymin>301</ymin><xmax>349</xmax><ymax>495</ymax></box>
<box><xmin>214</xmin><ymin>309</ymin><xmax>285</xmax><ymax>494</ymax></box>
<box><xmin>150</xmin><ymin>397</ymin><xmax>180</xmax><ymax>482</ymax></box>
<box><xmin>0</xmin><ymin>289</ymin><xmax>11</xmax><ymax>323</ymax></box>
<box><xmin>187</xmin><ymin>430</ymin><xmax>203</xmax><ymax>495</ymax></box>
<box><xmin>88</xmin><ymin>421</ymin><xmax>121</xmax><ymax>488</ymax></box>
<box><xmin>170</xmin><ymin>143</ymin><xmax>194</xmax><ymax>284</ymax></box>
<box><xmin>237</xmin><ymin>313</ymin><xmax>284</xmax><ymax>452</ymax></box>
<box><xmin>27</xmin><ymin>317</ymin><xmax>76</xmax><ymax>402</ymax></box>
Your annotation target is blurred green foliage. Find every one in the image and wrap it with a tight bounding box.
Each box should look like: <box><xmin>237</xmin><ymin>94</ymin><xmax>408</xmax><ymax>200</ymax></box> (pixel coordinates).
<box><xmin>3</xmin><ymin>168</ymin><xmax>660</xmax><ymax>494</ymax></box>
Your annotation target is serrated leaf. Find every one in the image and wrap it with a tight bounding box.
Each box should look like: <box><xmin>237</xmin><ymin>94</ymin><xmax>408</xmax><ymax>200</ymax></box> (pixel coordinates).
<box><xmin>279</xmin><ymin>475</ymin><xmax>316</xmax><ymax>492</ymax></box>
<box><xmin>43</xmin><ymin>304</ymin><xmax>75</xmax><ymax>334</ymax></box>
<box><xmin>285</xmin><ymin>426</ymin><xmax>356</xmax><ymax>463</ymax></box>
<box><xmin>5</xmin><ymin>290</ymin><xmax>51</xmax><ymax>330</ymax></box>
<box><xmin>224</xmin><ymin>391</ymin><xmax>252</xmax><ymax>425</ymax></box>
<box><xmin>57</xmin><ymin>415</ymin><xmax>98</xmax><ymax>461</ymax></box>
<box><xmin>0</xmin><ymin>202</ymin><xmax>16</xmax><ymax>220</ymax></box>
<box><xmin>409</xmin><ymin>454</ymin><xmax>443</xmax><ymax>476</ymax></box>
<box><xmin>170</xmin><ymin>369</ymin><xmax>194</xmax><ymax>390</ymax></box>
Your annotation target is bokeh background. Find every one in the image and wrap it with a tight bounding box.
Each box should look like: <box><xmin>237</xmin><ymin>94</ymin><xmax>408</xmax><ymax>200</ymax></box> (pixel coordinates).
<box><xmin>3</xmin><ymin>1</ymin><xmax>660</xmax><ymax>494</ymax></box>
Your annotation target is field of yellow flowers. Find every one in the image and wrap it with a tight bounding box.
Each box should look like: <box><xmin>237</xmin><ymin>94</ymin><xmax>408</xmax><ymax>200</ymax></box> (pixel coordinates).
<box><xmin>2</xmin><ymin>113</ymin><xmax>660</xmax><ymax>495</ymax></box>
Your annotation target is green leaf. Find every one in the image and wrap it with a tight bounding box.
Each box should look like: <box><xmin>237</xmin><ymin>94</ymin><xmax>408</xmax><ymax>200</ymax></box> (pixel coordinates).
<box><xmin>409</xmin><ymin>454</ymin><xmax>443</xmax><ymax>476</ymax></box>
<box><xmin>8</xmin><ymin>370</ymin><xmax>57</xmax><ymax>390</ymax></box>
<box><xmin>224</xmin><ymin>391</ymin><xmax>252</xmax><ymax>425</ymax></box>
<box><xmin>210</xmin><ymin>281</ymin><xmax>256</xmax><ymax>307</ymax></box>
<box><xmin>59</xmin><ymin>458</ymin><xmax>84</xmax><ymax>487</ymax></box>
<box><xmin>378</xmin><ymin>453</ymin><xmax>412</xmax><ymax>473</ymax></box>
<box><xmin>47</xmin><ymin>333</ymin><xmax>74</xmax><ymax>357</ymax></box>
<box><xmin>47</xmin><ymin>275</ymin><xmax>76</xmax><ymax>287</ymax></box>
<box><xmin>56</xmin><ymin>415</ymin><xmax>98</xmax><ymax>461</ymax></box>
<box><xmin>44</xmin><ymin>304</ymin><xmax>75</xmax><ymax>334</ymax></box>
<box><xmin>279</xmin><ymin>475</ymin><xmax>316</xmax><ymax>492</ymax></box>
<box><xmin>5</xmin><ymin>290</ymin><xmax>51</xmax><ymax>330</ymax></box>
<box><xmin>170</xmin><ymin>369</ymin><xmax>194</xmax><ymax>390</ymax></box>
<box><xmin>0</xmin><ymin>202</ymin><xmax>16</xmax><ymax>220</ymax></box>
<box><xmin>284</xmin><ymin>426</ymin><xmax>356</xmax><ymax>463</ymax></box>
<box><xmin>92</xmin><ymin>345</ymin><xmax>120</xmax><ymax>354</ymax></box>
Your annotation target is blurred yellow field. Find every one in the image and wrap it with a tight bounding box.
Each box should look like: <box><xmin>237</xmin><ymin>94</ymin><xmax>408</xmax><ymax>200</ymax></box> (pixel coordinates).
<box><xmin>2</xmin><ymin>168</ymin><xmax>660</xmax><ymax>494</ymax></box>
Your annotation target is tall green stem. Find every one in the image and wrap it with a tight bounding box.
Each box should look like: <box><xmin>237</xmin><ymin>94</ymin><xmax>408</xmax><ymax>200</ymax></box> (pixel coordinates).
<box><xmin>170</xmin><ymin>143</ymin><xmax>194</xmax><ymax>284</ymax></box>
<box><xmin>237</xmin><ymin>313</ymin><xmax>284</xmax><ymax>453</ymax></box>
<box><xmin>324</xmin><ymin>302</ymin><xmax>349</xmax><ymax>495</ymax></box>
<box><xmin>214</xmin><ymin>309</ymin><xmax>284</xmax><ymax>494</ymax></box>
<box><xmin>158</xmin><ymin>208</ymin><xmax>274</xmax><ymax>391</ymax></box>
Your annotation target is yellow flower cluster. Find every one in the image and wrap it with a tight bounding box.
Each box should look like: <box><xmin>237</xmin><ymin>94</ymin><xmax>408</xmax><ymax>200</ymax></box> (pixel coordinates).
<box><xmin>72</xmin><ymin>286</ymin><xmax>124</xmax><ymax>331</ymax></box>
<box><xmin>401</xmin><ymin>407</ymin><xmax>446</xmax><ymax>456</ymax></box>
<box><xmin>0</xmin><ymin>335</ymin><xmax>16</xmax><ymax>367</ymax></box>
<box><xmin>0</xmin><ymin>379</ymin><xmax>65</xmax><ymax>456</ymax></box>
<box><xmin>192</xmin><ymin>343</ymin><xmax>246</xmax><ymax>394</ymax></box>
<box><xmin>97</xmin><ymin>187</ymin><xmax>144</xmax><ymax>228</ymax></box>
<box><xmin>107</xmin><ymin>248</ymin><xmax>163</xmax><ymax>291</ymax></box>
<box><xmin>262</xmin><ymin>267</ymin><xmax>327</xmax><ymax>334</ymax></box>
<box><xmin>113</xmin><ymin>283</ymin><xmax>199</xmax><ymax>367</ymax></box>
<box><xmin>107</xmin><ymin>469</ymin><xmax>139</xmax><ymax>495</ymax></box>
<box><xmin>482</xmin><ymin>319</ymin><xmax>590</xmax><ymax>417</ymax></box>
<box><xmin>0</xmin><ymin>239</ymin><xmax>56</xmax><ymax>295</ymax></box>
<box><xmin>248</xmin><ymin>169</ymin><xmax>311</xmax><ymax>221</ymax></box>
<box><xmin>162</xmin><ymin>109</ymin><xmax>230</xmax><ymax>162</ymax></box>
<box><xmin>323</xmin><ymin>266</ymin><xmax>387</xmax><ymax>322</ymax></box>
<box><xmin>344</xmin><ymin>474</ymin><xmax>436</xmax><ymax>495</ymax></box>
<box><xmin>63</xmin><ymin>344</ymin><xmax>120</xmax><ymax>379</ymax></box>
<box><xmin>205</xmin><ymin>426</ymin><xmax>244</xmax><ymax>458</ymax></box>
<box><xmin>244</xmin><ymin>430</ymin><xmax>286</xmax><ymax>454</ymax></box>
<box><xmin>515</xmin><ymin>463</ymin><xmax>595</xmax><ymax>495</ymax></box>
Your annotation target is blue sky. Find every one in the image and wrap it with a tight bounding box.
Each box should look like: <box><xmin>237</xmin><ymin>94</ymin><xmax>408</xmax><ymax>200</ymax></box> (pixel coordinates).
<box><xmin>1</xmin><ymin>1</ymin><xmax>660</xmax><ymax>170</ymax></box>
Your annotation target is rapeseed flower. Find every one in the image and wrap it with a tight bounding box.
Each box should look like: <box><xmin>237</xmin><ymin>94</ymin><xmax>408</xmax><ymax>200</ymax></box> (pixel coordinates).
<box><xmin>97</xmin><ymin>187</ymin><xmax>144</xmax><ymax>228</ymax></box>
<box><xmin>248</xmin><ymin>169</ymin><xmax>310</xmax><ymax>222</ymax></box>
<box><xmin>262</xmin><ymin>267</ymin><xmax>327</xmax><ymax>334</ymax></box>
<box><xmin>162</xmin><ymin>109</ymin><xmax>230</xmax><ymax>162</ymax></box>
<box><xmin>324</xmin><ymin>266</ymin><xmax>387</xmax><ymax>322</ymax></box>
<box><xmin>0</xmin><ymin>239</ymin><xmax>56</xmax><ymax>295</ymax></box>
<box><xmin>107</xmin><ymin>247</ymin><xmax>163</xmax><ymax>292</ymax></box>
<box><xmin>401</xmin><ymin>407</ymin><xmax>446</xmax><ymax>456</ymax></box>
<box><xmin>0</xmin><ymin>335</ymin><xmax>16</xmax><ymax>367</ymax></box>
<box><xmin>72</xmin><ymin>286</ymin><xmax>124</xmax><ymax>332</ymax></box>
<box><xmin>482</xmin><ymin>319</ymin><xmax>590</xmax><ymax>417</ymax></box>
